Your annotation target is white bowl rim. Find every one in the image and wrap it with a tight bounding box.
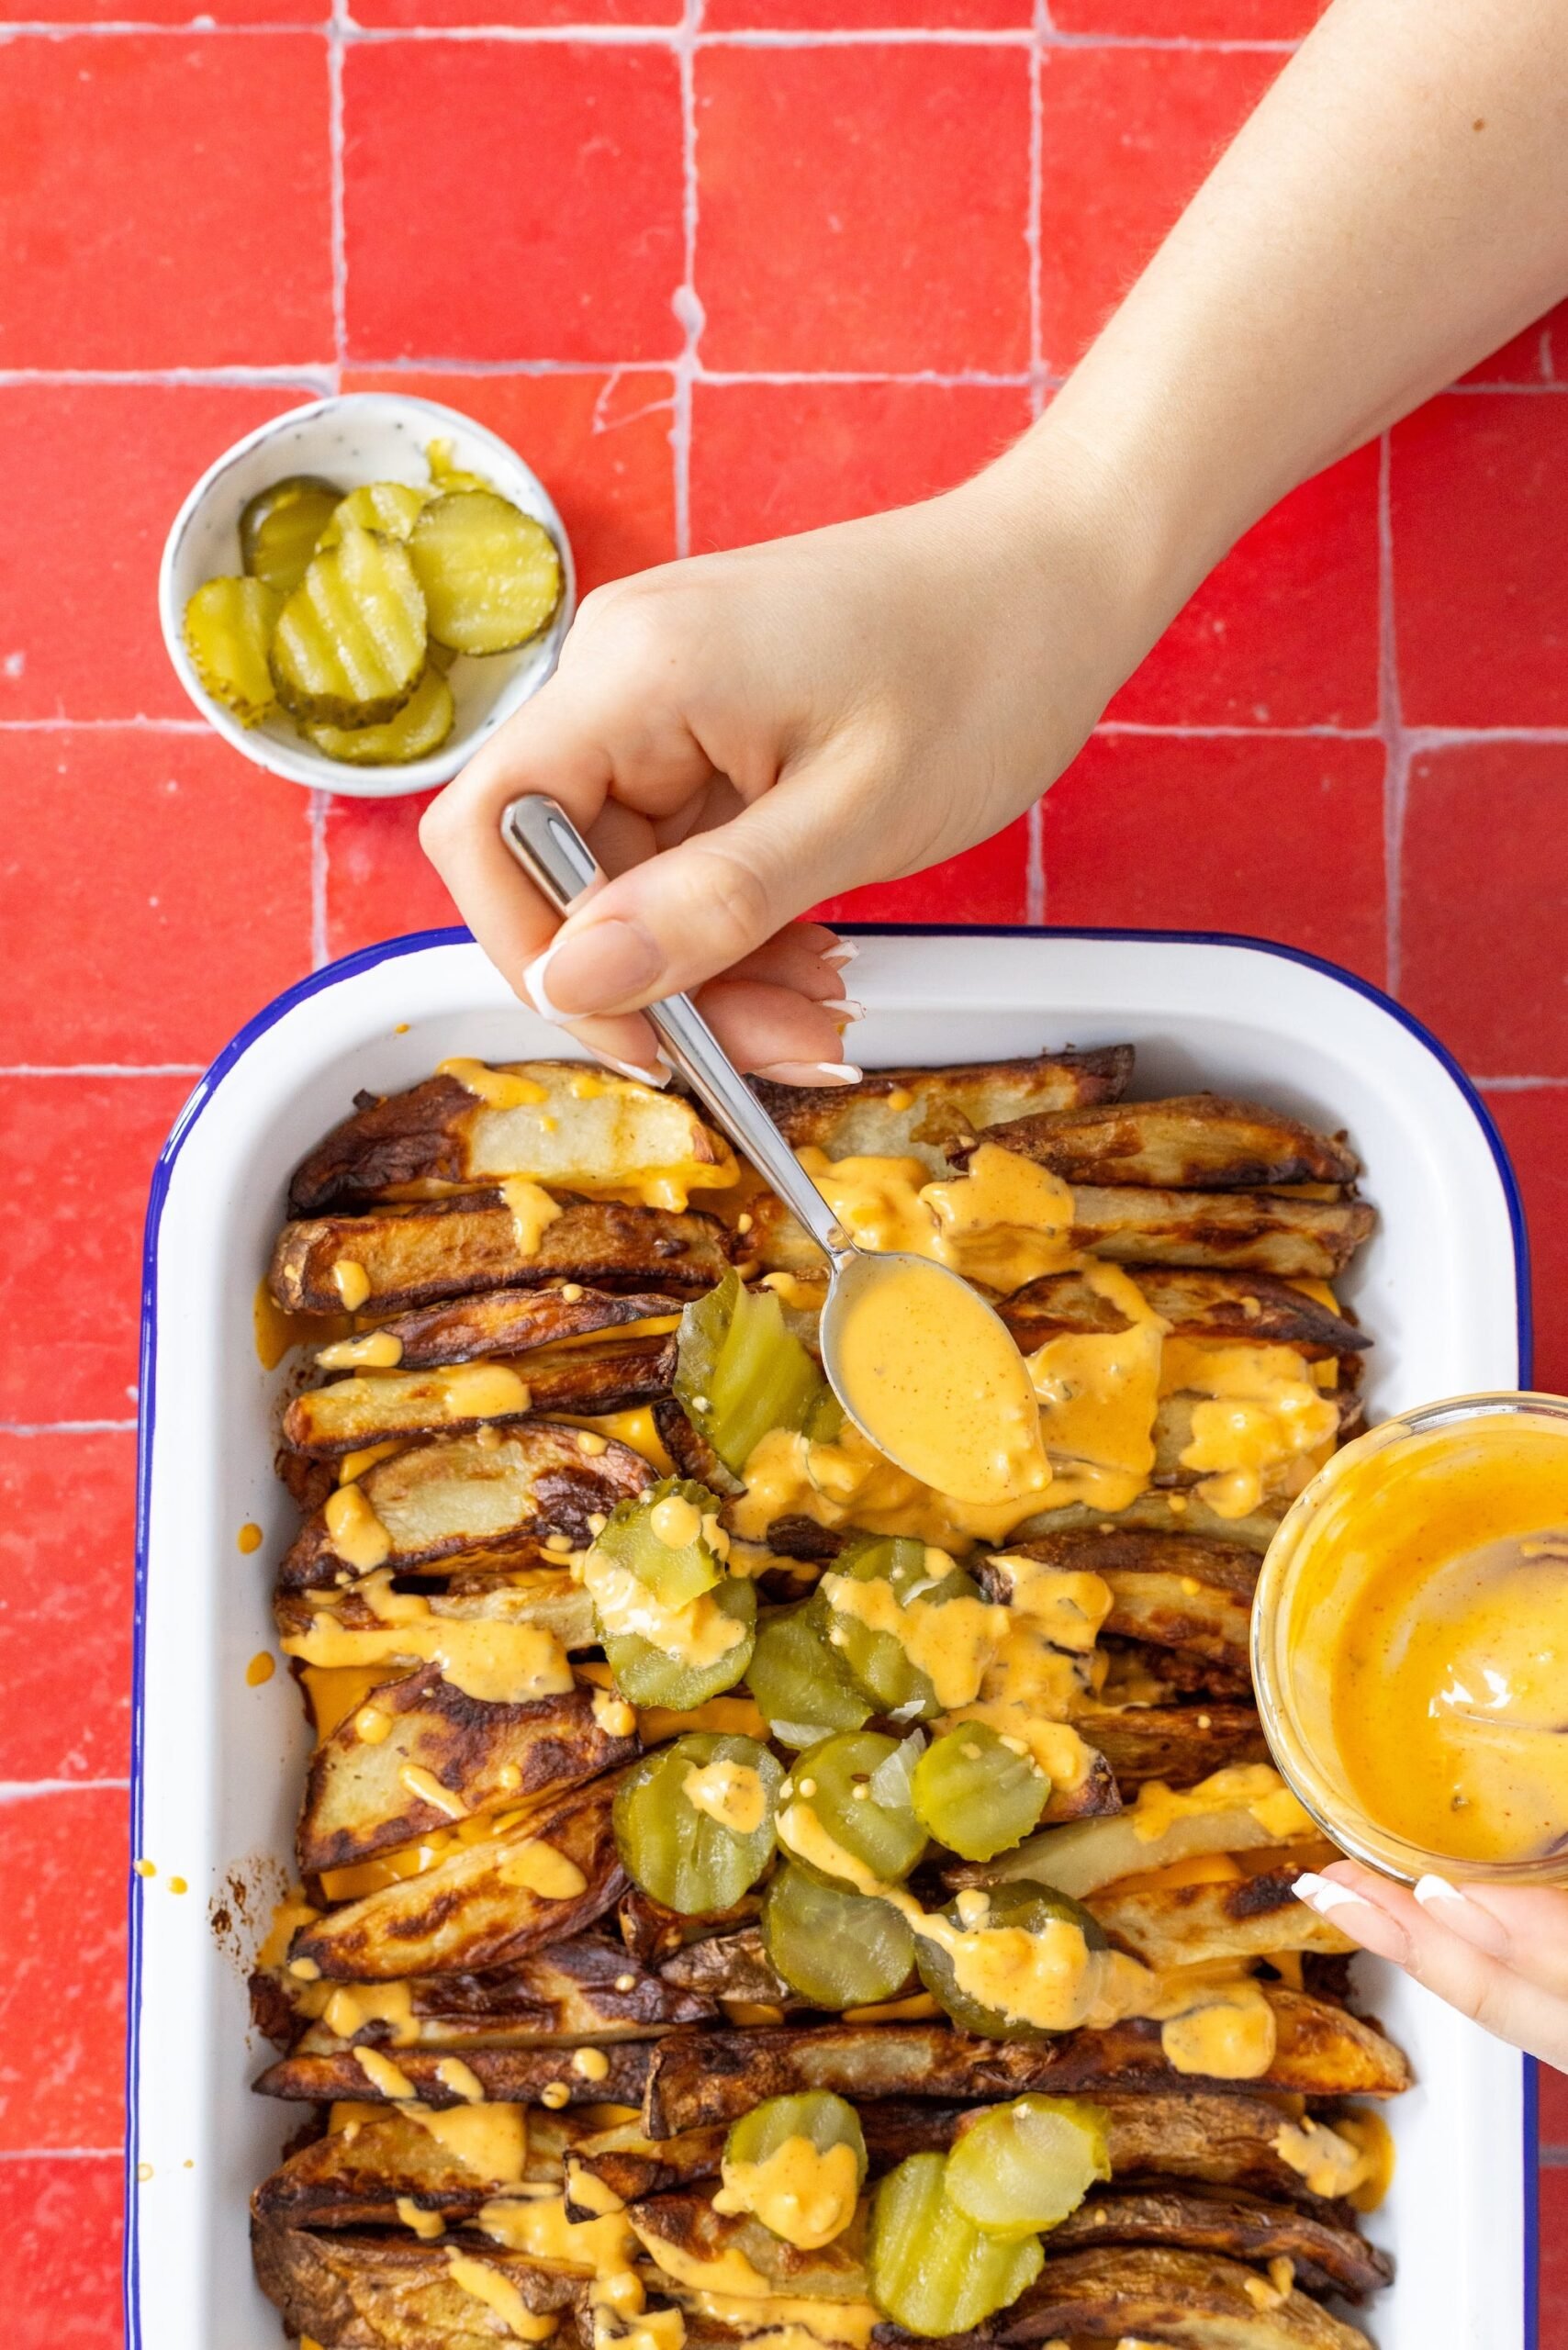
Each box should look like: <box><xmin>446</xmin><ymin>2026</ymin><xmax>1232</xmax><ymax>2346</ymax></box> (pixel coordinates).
<box><xmin>156</xmin><ymin>389</ymin><xmax>577</xmax><ymax>800</ymax></box>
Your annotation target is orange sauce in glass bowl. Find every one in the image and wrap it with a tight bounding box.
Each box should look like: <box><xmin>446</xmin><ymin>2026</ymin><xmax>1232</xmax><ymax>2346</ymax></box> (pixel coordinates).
<box><xmin>1253</xmin><ymin>1393</ymin><xmax>1568</xmax><ymax>1882</ymax></box>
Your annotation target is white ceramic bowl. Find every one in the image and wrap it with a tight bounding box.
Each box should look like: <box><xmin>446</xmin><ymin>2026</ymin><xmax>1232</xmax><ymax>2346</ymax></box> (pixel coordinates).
<box><xmin>158</xmin><ymin>392</ymin><xmax>577</xmax><ymax>799</ymax></box>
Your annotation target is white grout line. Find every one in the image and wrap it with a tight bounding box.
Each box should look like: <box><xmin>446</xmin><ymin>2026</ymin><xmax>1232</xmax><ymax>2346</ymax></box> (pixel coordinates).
<box><xmin>0</xmin><ymin>364</ymin><xmax>333</xmax><ymax>388</ymax></box>
<box><xmin>1025</xmin><ymin>799</ymin><xmax>1045</xmax><ymax>925</ymax></box>
<box><xmin>1026</xmin><ymin>2</ymin><xmax>1045</xmax><ymax>416</ymax></box>
<box><xmin>1475</xmin><ymin>1076</ymin><xmax>1568</xmax><ymax>1092</ymax></box>
<box><xmin>0</xmin><ymin>1063</ymin><xmax>202</xmax><ymax>1076</ymax></box>
<box><xmin>0</xmin><ymin>1778</ymin><xmax>131</xmax><ymax>1801</ymax></box>
<box><xmin>1540</xmin><ymin>2146</ymin><xmax>1568</xmax><ymax>2166</ymax></box>
<box><xmin>0</xmin><ymin>13</ymin><xmax>1309</xmax><ymax>39</ymax></box>
<box><xmin>308</xmin><ymin>788</ymin><xmax>331</xmax><ymax>970</ymax></box>
<box><xmin>0</xmin><ymin>2147</ymin><xmax>125</xmax><ymax>2162</ymax></box>
<box><xmin>0</xmin><ymin>716</ymin><xmax>210</xmax><ymax>733</ymax></box>
<box><xmin>669</xmin><ymin>0</ymin><xmax>704</xmax><ymax>558</ymax></box>
<box><xmin>0</xmin><ymin>1421</ymin><xmax>140</xmax><ymax>1436</ymax></box>
<box><xmin>1376</xmin><ymin>431</ymin><xmax>1408</xmax><ymax>995</ymax></box>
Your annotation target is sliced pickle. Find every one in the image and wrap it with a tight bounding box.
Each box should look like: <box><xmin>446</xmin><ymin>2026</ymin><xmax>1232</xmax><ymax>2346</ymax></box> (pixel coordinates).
<box><xmin>676</xmin><ymin>1270</ymin><xmax>840</xmax><ymax>1477</ymax></box>
<box><xmin>778</xmin><ymin>1729</ymin><xmax>926</xmax><ymax>1887</ymax></box>
<box><xmin>239</xmin><ymin>475</ymin><xmax>342</xmax><ymax>596</ymax></box>
<box><xmin>427</xmin><ymin>435</ymin><xmax>493</xmax><ymax>495</ymax></box>
<box><xmin>762</xmin><ymin>1863</ymin><xmax>915</xmax><ymax>2009</ymax></box>
<box><xmin>868</xmin><ymin>2153</ymin><xmax>1044</xmax><ymax>2337</ymax></box>
<box><xmin>746</xmin><ymin>1604</ymin><xmax>873</xmax><ymax>1749</ymax></box>
<box><xmin>596</xmin><ymin>1478</ymin><xmax>727</xmax><ymax>1609</ymax></box>
<box><xmin>183</xmin><ymin>576</ymin><xmax>284</xmax><ymax>726</ymax></box>
<box><xmin>409</xmin><ymin>490</ymin><xmax>562</xmax><ymax>655</ymax></box>
<box><xmin>602</xmin><ymin>1573</ymin><xmax>756</xmax><ymax>1711</ymax></box>
<box><xmin>823</xmin><ymin>1537</ymin><xmax>986</xmax><ymax>1723</ymax></box>
<box><xmin>913</xmin><ymin>1880</ymin><xmax>1107</xmax><ymax>2042</ymax></box>
<box><xmin>318</xmin><ymin>479</ymin><xmax>431</xmax><ymax>549</ymax></box>
<box><xmin>945</xmin><ymin>2098</ymin><xmax>1111</xmax><ymax>2237</ymax></box>
<box><xmin>910</xmin><ymin>1723</ymin><xmax>1048</xmax><ymax>1862</ymax></box>
<box><xmin>721</xmin><ymin>2093</ymin><xmax>868</xmax><ymax>2248</ymax></box>
<box><xmin>304</xmin><ymin>666</ymin><xmax>454</xmax><ymax>767</ymax></box>
<box><xmin>271</xmin><ymin>524</ymin><xmax>427</xmax><ymax>726</ymax></box>
<box><xmin>612</xmin><ymin>1731</ymin><xmax>780</xmax><ymax>1913</ymax></box>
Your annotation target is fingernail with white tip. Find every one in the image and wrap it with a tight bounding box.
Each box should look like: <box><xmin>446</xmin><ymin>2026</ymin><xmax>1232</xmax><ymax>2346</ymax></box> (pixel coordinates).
<box><xmin>1292</xmin><ymin>1873</ymin><xmax>1411</xmax><ymax>1961</ymax></box>
<box><xmin>823</xmin><ymin>941</ymin><xmax>858</xmax><ymax>969</ymax></box>
<box><xmin>823</xmin><ymin>999</ymin><xmax>866</xmax><ymax>1024</ymax></box>
<box><xmin>596</xmin><ymin>1053</ymin><xmax>670</xmax><ymax>1090</ymax></box>
<box><xmin>522</xmin><ymin>937</ymin><xmax>567</xmax><ymax>1023</ymax></box>
<box><xmin>1414</xmin><ymin>1874</ymin><xmax>1509</xmax><ymax>1952</ymax></box>
<box><xmin>756</xmin><ymin>1061</ymin><xmax>863</xmax><ymax>1088</ymax></box>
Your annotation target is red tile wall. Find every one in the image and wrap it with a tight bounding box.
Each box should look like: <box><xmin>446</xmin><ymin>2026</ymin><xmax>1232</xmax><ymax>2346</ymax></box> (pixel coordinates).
<box><xmin>3</xmin><ymin>0</ymin><xmax>1564</xmax><ymax>2338</ymax></box>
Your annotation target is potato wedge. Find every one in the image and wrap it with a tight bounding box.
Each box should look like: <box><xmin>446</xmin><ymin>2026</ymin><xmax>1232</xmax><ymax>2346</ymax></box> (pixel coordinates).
<box><xmin>252</xmin><ymin>2102</ymin><xmax>565</xmax><ymax>2230</ymax></box>
<box><xmin>1088</xmin><ymin>1863</ymin><xmax>1356</xmax><ymax>1971</ymax></box>
<box><xmin>957</xmin><ymin>1095</ymin><xmax>1360</xmax><ymax>1191</ymax></box>
<box><xmin>1046</xmin><ymin>2187</ymin><xmax>1393</xmax><ymax>2301</ymax></box>
<box><xmin>641</xmin><ymin>1996</ymin><xmax>1412</xmax><ymax>2136</ymax></box>
<box><xmin>969</xmin><ymin>1770</ymin><xmax>1316</xmax><ymax>1900</ymax></box>
<box><xmin>297</xmin><ymin>1671</ymin><xmax>639</xmax><ymax>1876</ymax></box>
<box><xmin>269</xmin><ymin>1195</ymin><xmax>735</xmax><ymax>1317</ymax></box>
<box><xmin>632</xmin><ymin>2191</ymin><xmax>869</xmax><ymax>2300</ymax></box>
<box><xmin>1071</xmin><ymin>1702</ymin><xmax>1270</xmax><ymax>1786</ymax></box>
<box><xmin>749</xmin><ymin>1047</ymin><xmax>1134</xmax><ymax>1177</ymax></box>
<box><xmin>747</xmin><ymin>1181</ymin><xmax>1374</xmax><ymax>1282</ymax></box>
<box><xmin>283</xmin><ymin>1334</ymin><xmax>678</xmax><ymax>1458</ymax></box>
<box><xmin>252</xmin><ymin>2221</ymin><xmax>582</xmax><ymax>2347</ymax></box>
<box><xmin>287</xmin><ymin>1769</ymin><xmax>629</xmax><ymax>1980</ymax></box>
<box><xmin>983</xmin><ymin>2244</ymin><xmax>1374</xmax><ymax>2347</ymax></box>
<box><xmin>1001</xmin><ymin>1267</ymin><xmax>1367</xmax><ymax>1360</ymax></box>
<box><xmin>254</xmin><ymin>2040</ymin><xmax>654</xmax><ymax>2107</ymax></box>
<box><xmin>315</xmin><ymin>1282</ymin><xmax>687</xmax><ymax>1374</ymax></box>
<box><xmin>287</xmin><ymin>1063</ymin><xmax>734</xmax><ymax>1217</ymax></box>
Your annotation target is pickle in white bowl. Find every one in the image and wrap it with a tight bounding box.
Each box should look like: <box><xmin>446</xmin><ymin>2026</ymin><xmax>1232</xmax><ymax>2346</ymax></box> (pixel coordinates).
<box><xmin>159</xmin><ymin>391</ymin><xmax>576</xmax><ymax>798</ymax></box>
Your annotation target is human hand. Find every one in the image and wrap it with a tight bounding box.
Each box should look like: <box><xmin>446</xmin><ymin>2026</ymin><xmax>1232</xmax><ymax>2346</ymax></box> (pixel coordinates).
<box><xmin>1294</xmin><ymin>1864</ymin><xmax>1568</xmax><ymax>2073</ymax></box>
<box><xmin>420</xmin><ymin>452</ymin><xmax>1139</xmax><ymax>1082</ymax></box>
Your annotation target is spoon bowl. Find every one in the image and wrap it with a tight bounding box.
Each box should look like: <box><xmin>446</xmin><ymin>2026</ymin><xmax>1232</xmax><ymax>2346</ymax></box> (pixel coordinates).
<box><xmin>498</xmin><ymin>795</ymin><xmax>1047</xmax><ymax>1506</ymax></box>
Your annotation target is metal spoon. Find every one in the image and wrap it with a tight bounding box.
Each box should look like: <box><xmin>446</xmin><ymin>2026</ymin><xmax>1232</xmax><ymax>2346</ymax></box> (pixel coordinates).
<box><xmin>499</xmin><ymin>794</ymin><xmax>1045</xmax><ymax>1502</ymax></box>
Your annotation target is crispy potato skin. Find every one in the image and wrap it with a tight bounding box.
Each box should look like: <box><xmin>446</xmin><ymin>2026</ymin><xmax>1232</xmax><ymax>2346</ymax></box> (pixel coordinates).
<box><xmin>1088</xmin><ymin>1864</ymin><xmax>1356</xmax><ymax>1970</ymax></box>
<box><xmin>255</xmin><ymin>2038</ymin><xmax>654</xmax><ymax>2107</ymax></box>
<box><xmin>752</xmin><ymin>1048</ymin><xmax>1135</xmax><ymax>1175</ymax></box>
<box><xmin>286</xmin><ymin>1066</ymin><xmax>728</xmax><ymax>1216</ymax></box>
<box><xmin>1000</xmin><ymin>1267</ymin><xmax>1366</xmax><ymax>1359</ymax></box>
<box><xmin>975</xmin><ymin>2244</ymin><xmax>1377</xmax><ymax>2347</ymax></box>
<box><xmin>337</xmin><ymin>1282</ymin><xmax>686</xmax><ymax>1373</ymax></box>
<box><xmin>297</xmin><ymin>1673</ymin><xmax>640</xmax><ymax>1876</ymax></box>
<box><xmin>283</xmin><ymin>1333</ymin><xmax>678</xmax><ymax>1457</ymax></box>
<box><xmin>1047</xmin><ymin>2187</ymin><xmax>1394</xmax><ymax>2300</ymax></box>
<box><xmin>1004</xmin><ymin>1526</ymin><xmax>1262</xmax><ymax>1601</ymax></box>
<box><xmin>641</xmin><ymin>1995</ymin><xmax>1410</xmax><ymax>2136</ymax></box>
<box><xmin>289</xmin><ymin>1771</ymin><xmax>630</xmax><ymax>1981</ymax></box>
<box><xmin>957</xmin><ymin>1094</ymin><xmax>1361</xmax><ymax>1191</ymax></box>
<box><xmin>276</xmin><ymin>1424</ymin><xmax>652</xmax><ymax>1589</ymax></box>
<box><xmin>252</xmin><ymin>2218</ymin><xmax>583</xmax><ymax>2347</ymax></box>
<box><xmin>270</xmin><ymin>1194</ymin><xmax>734</xmax><ymax>1315</ymax></box>
<box><xmin>1070</xmin><ymin>1702</ymin><xmax>1271</xmax><ymax>1786</ymax></box>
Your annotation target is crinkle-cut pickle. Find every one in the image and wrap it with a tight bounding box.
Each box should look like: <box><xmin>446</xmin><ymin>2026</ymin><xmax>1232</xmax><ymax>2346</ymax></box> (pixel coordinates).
<box><xmin>270</xmin><ymin>523</ymin><xmax>427</xmax><ymax>727</ymax></box>
<box><xmin>762</xmin><ymin>1862</ymin><xmax>915</xmax><ymax>2009</ymax></box>
<box><xmin>597</xmin><ymin>1477</ymin><xmax>726</xmax><ymax>1610</ymax></box>
<box><xmin>427</xmin><ymin>435</ymin><xmax>493</xmax><ymax>496</ymax></box>
<box><xmin>182</xmin><ymin>576</ymin><xmax>284</xmax><ymax>726</ymax></box>
<box><xmin>600</xmin><ymin>1572</ymin><xmax>756</xmax><ymax>1711</ymax></box>
<box><xmin>318</xmin><ymin>479</ymin><xmax>431</xmax><ymax>549</ymax></box>
<box><xmin>783</xmin><ymin>1729</ymin><xmax>926</xmax><ymax>1886</ymax></box>
<box><xmin>409</xmin><ymin>490</ymin><xmax>563</xmax><ymax>655</ymax></box>
<box><xmin>613</xmin><ymin>1730</ymin><xmax>780</xmax><ymax>1914</ymax></box>
<box><xmin>746</xmin><ymin>1603</ymin><xmax>873</xmax><ymax>1749</ymax></box>
<box><xmin>914</xmin><ymin>1879</ymin><xmax>1107</xmax><ymax>2042</ymax></box>
<box><xmin>910</xmin><ymin>1721</ymin><xmax>1048</xmax><ymax>1862</ymax></box>
<box><xmin>239</xmin><ymin>474</ymin><xmax>342</xmax><ymax>596</ymax></box>
<box><xmin>677</xmin><ymin>1269</ymin><xmax>840</xmax><ymax>1478</ymax></box>
<box><xmin>305</xmin><ymin>666</ymin><xmax>454</xmax><ymax>767</ymax></box>
<box><xmin>945</xmin><ymin>2097</ymin><xmax>1111</xmax><ymax>2237</ymax></box>
<box><xmin>722</xmin><ymin>2093</ymin><xmax>868</xmax><ymax>2241</ymax></box>
<box><xmin>823</xmin><ymin>1535</ymin><xmax>986</xmax><ymax>1723</ymax></box>
<box><xmin>868</xmin><ymin>2152</ymin><xmax>1044</xmax><ymax>2337</ymax></box>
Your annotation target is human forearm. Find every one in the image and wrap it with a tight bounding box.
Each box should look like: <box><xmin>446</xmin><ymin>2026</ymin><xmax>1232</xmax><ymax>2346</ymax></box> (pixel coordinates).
<box><xmin>993</xmin><ymin>0</ymin><xmax>1568</xmax><ymax>655</ymax></box>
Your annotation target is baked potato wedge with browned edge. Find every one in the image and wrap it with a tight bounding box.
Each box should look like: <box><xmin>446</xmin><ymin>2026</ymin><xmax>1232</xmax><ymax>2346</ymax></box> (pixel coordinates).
<box><xmin>749</xmin><ymin>1046</ymin><xmax>1134</xmax><ymax>1176</ymax></box>
<box><xmin>953</xmin><ymin>1094</ymin><xmax>1360</xmax><ymax>1192</ymax></box>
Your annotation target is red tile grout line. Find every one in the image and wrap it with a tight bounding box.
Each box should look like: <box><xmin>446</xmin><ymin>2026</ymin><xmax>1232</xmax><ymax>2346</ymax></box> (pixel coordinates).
<box><xmin>310</xmin><ymin>0</ymin><xmax>351</xmax><ymax>972</ymax></box>
<box><xmin>0</xmin><ymin>17</ymin><xmax>1305</xmax><ymax>40</ymax></box>
<box><xmin>1376</xmin><ymin>431</ymin><xmax>1408</xmax><ymax>996</ymax></box>
<box><xmin>0</xmin><ymin>1780</ymin><xmax>130</xmax><ymax>1799</ymax></box>
<box><xmin>671</xmin><ymin>0</ymin><xmax>704</xmax><ymax>563</ymax></box>
<box><xmin>0</xmin><ymin>2149</ymin><xmax>125</xmax><ymax>2161</ymax></box>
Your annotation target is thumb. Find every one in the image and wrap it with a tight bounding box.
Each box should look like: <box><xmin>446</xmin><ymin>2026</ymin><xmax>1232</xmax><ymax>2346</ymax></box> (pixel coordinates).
<box><xmin>521</xmin><ymin>777</ymin><xmax>862</xmax><ymax>1018</ymax></box>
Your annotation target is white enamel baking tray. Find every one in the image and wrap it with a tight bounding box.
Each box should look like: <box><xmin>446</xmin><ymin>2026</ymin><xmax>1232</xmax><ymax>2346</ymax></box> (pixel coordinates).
<box><xmin>129</xmin><ymin>924</ymin><xmax>1539</xmax><ymax>2350</ymax></box>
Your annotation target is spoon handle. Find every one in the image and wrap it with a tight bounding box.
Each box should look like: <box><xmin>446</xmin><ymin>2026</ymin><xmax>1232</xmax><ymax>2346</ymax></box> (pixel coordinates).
<box><xmin>500</xmin><ymin>794</ymin><xmax>846</xmax><ymax>1263</ymax></box>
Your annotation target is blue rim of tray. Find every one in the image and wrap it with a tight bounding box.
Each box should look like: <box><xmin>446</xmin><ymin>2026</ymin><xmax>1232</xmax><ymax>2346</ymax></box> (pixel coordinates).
<box><xmin>124</xmin><ymin>921</ymin><xmax>1539</xmax><ymax>2348</ymax></box>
